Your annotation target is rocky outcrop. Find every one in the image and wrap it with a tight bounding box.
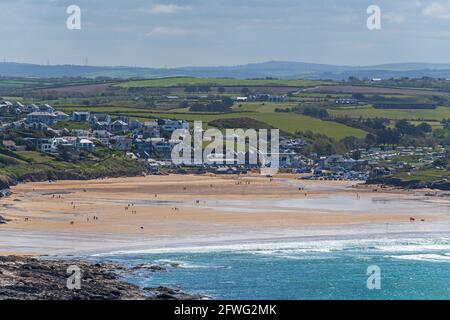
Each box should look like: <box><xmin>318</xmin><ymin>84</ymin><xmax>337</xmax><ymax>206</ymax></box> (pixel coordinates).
<box><xmin>367</xmin><ymin>177</ymin><xmax>450</xmax><ymax>191</ymax></box>
<box><xmin>0</xmin><ymin>176</ymin><xmax>13</xmax><ymax>190</ymax></box>
<box><xmin>144</xmin><ymin>286</ymin><xmax>205</xmax><ymax>300</ymax></box>
<box><xmin>0</xmin><ymin>188</ymin><xmax>12</xmax><ymax>198</ymax></box>
<box><xmin>0</xmin><ymin>256</ymin><xmax>202</xmax><ymax>300</ymax></box>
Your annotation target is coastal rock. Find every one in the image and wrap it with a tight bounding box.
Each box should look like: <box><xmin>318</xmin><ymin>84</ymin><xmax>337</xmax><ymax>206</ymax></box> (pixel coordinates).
<box><xmin>143</xmin><ymin>286</ymin><xmax>208</xmax><ymax>300</ymax></box>
<box><xmin>0</xmin><ymin>189</ymin><xmax>12</xmax><ymax>198</ymax></box>
<box><xmin>0</xmin><ymin>256</ymin><xmax>200</xmax><ymax>300</ymax></box>
<box><xmin>367</xmin><ymin>177</ymin><xmax>450</xmax><ymax>191</ymax></box>
<box><xmin>131</xmin><ymin>263</ymin><xmax>166</xmax><ymax>272</ymax></box>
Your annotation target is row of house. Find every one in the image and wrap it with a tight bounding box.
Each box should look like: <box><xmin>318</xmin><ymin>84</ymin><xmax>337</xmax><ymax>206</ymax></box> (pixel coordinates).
<box><xmin>71</xmin><ymin>111</ymin><xmax>188</xmax><ymax>135</ymax></box>
<box><xmin>233</xmin><ymin>94</ymin><xmax>287</xmax><ymax>103</ymax></box>
<box><xmin>0</xmin><ymin>101</ymin><xmax>57</xmax><ymax>115</ymax></box>
<box><xmin>13</xmin><ymin>107</ymin><xmax>190</xmax><ymax>157</ymax></box>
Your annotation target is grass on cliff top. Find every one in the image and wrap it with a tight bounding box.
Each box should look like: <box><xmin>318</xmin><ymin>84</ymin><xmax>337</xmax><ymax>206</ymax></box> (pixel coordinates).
<box><xmin>390</xmin><ymin>169</ymin><xmax>449</xmax><ymax>182</ymax></box>
<box><xmin>0</xmin><ymin>149</ymin><xmax>143</xmax><ymax>182</ymax></box>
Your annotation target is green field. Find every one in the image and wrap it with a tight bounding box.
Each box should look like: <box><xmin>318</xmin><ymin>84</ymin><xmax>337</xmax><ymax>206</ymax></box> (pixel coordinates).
<box><xmin>57</xmin><ymin>105</ymin><xmax>366</xmax><ymax>140</ymax></box>
<box><xmin>0</xmin><ymin>79</ymin><xmax>43</xmax><ymax>88</ymax></box>
<box><xmin>117</xmin><ymin>77</ymin><xmax>330</xmax><ymax>88</ymax></box>
<box><xmin>233</xmin><ymin>102</ymin><xmax>295</xmax><ymax>112</ymax></box>
<box><xmin>328</xmin><ymin>106</ymin><xmax>450</xmax><ymax>121</ymax></box>
<box><xmin>146</xmin><ymin>112</ymin><xmax>365</xmax><ymax>139</ymax></box>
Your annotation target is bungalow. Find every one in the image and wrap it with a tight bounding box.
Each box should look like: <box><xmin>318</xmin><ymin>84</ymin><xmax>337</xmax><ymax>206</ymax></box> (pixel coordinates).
<box><xmin>35</xmin><ymin>138</ymin><xmax>53</xmax><ymax>153</ymax></box>
<box><xmin>26</xmin><ymin>112</ymin><xmax>58</xmax><ymax>125</ymax></box>
<box><xmin>39</xmin><ymin>104</ymin><xmax>55</xmax><ymax>113</ymax></box>
<box><xmin>335</xmin><ymin>98</ymin><xmax>358</xmax><ymax>105</ymax></box>
<box><xmin>25</xmin><ymin>104</ymin><xmax>40</xmax><ymax>113</ymax></box>
<box><xmin>150</xmin><ymin>138</ymin><xmax>180</xmax><ymax>157</ymax></box>
<box><xmin>113</xmin><ymin>136</ymin><xmax>133</xmax><ymax>151</ymax></box>
<box><xmin>72</xmin><ymin>111</ymin><xmax>91</xmax><ymax>122</ymax></box>
<box><xmin>91</xmin><ymin>113</ymin><xmax>111</xmax><ymax>124</ymax></box>
<box><xmin>76</xmin><ymin>138</ymin><xmax>95</xmax><ymax>151</ymax></box>
<box><xmin>54</xmin><ymin>111</ymin><xmax>70</xmax><ymax>121</ymax></box>
<box><xmin>2</xmin><ymin>140</ymin><xmax>17</xmax><ymax>151</ymax></box>
<box><xmin>27</xmin><ymin>122</ymin><xmax>49</xmax><ymax>131</ymax></box>
<box><xmin>140</xmin><ymin>121</ymin><xmax>161</xmax><ymax>138</ymax></box>
<box><xmin>110</xmin><ymin>120</ymin><xmax>129</xmax><ymax>133</ymax></box>
<box><xmin>93</xmin><ymin>130</ymin><xmax>112</xmax><ymax>146</ymax></box>
<box><xmin>50</xmin><ymin>137</ymin><xmax>73</xmax><ymax>152</ymax></box>
<box><xmin>0</xmin><ymin>102</ymin><xmax>21</xmax><ymax>114</ymax></box>
<box><xmin>161</xmin><ymin>119</ymin><xmax>189</xmax><ymax>134</ymax></box>
<box><xmin>91</xmin><ymin>113</ymin><xmax>112</xmax><ymax>129</ymax></box>
<box><xmin>135</xmin><ymin>138</ymin><xmax>151</xmax><ymax>158</ymax></box>
<box><xmin>72</xmin><ymin>129</ymin><xmax>92</xmax><ymax>138</ymax></box>
<box><xmin>129</xmin><ymin>119</ymin><xmax>143</xmax><ymax>130</ymax></box>
<box><xmin>13</xmin><ymin>102</ymin><xmax>25</xmax><ymax>111</ymax></box>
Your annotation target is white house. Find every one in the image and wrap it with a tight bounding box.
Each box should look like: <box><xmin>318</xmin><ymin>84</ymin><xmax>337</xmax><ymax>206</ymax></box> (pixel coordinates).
<box><xmin>77</xmin><ymin>138</ymin><xmax>95</xmax><ymax>151</ymax></box>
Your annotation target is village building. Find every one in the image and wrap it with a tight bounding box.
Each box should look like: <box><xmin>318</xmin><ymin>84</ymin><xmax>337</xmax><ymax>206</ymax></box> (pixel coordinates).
<box><xmin>138</xmin><ymin>121</ymin><xmax>161</xmax><ymax>138</ymax></box>
<box><xmin>93</xmin><ymin>130</ymin><xmax>112</xmax><ymax>146</ymax></box>
<box><xmin>110</xmin><ymin>120</ymin><xmax>129</xmax><ymax>133</ymax></box>
<box><xmin>113</xmin><ymin>136</ymin><xmax>133</xmax><ymax>152</ymax></box>
<box><xmin>160</xmin><ymin>119</ymin><xmax>189</xmax><ymax>134</ymax></box>
<box><xmin>39</xmin><ymin>104</ymin><xmax>55</xmax><ymax>113</ymax></box>
<box><xmin>72</xmin><ymin>111</ymin><xmax>91</xmax><ymax>122</ymax></box>
<box><xmin>26</xmin><ymin>112</ymin><xmax>58</xmax><ymax>125</ymax></box>
<box><xmin>24</xmin><ymin>104</ymin><xmax>40</xmax><ymax>113</ymax></box>
<box><xmin>76</xmin><ymin>138</ymin><xmax>95</xmax><ymax>151</ymax></box>
<box><xmin>91</xmin><ymin>113</ymin><xmax>112</xmax><ymax>130</ymax></box>
<box><xmin>54</xmin><ymin>111</ymin><xmax>69</xmax><ymax>121</ymax></box>
<box><xmin>2</xmin><ymin>140</ymin><xmax>17</xmax><ymax>151</ymax></box>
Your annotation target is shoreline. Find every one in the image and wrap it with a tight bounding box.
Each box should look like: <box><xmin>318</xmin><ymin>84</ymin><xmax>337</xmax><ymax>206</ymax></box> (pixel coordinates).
<box><xmin>1</xmin><ymin>174</ymin><xmax>449</xmax><ymax>300</ymax></box>
<box><xmin>0</xmin><ymin>174</ymin><xmax>449</xmax><ymax>256</ymax></box>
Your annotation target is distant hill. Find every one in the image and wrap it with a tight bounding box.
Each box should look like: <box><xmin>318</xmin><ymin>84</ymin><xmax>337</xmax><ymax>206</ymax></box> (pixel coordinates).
<box><xmin>3</xmin><ymin>61</ymin><xmax>450</xmax><ymax>80</ymax></box>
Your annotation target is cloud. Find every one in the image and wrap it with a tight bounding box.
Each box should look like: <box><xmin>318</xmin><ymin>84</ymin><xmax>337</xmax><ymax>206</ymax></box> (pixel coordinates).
<box><xmin>143</xmin><ymin>4</ymin><xmax>192</xmax><ymax>15</ymax></box>
<box><xmin>422</xmin><ymin>2</ymin><xmax>450</xmax><ymax>19</ymax></box>
<box><xmin>146</xmin><ymin>26</ymin><xmax>208</xmax><ymax>37</ymax></box>
<box><xmin>384</xmin><ymin>12</ymin><xmax>406</xmax><ymax>23</ymax></box>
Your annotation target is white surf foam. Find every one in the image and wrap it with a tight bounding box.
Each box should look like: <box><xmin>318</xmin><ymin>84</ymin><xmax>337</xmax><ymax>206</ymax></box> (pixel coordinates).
<box><xmin>387</xmin><ymin>253</ymin><xmax>450</xmax><ymax>263</ymax></box>
<box><xmin>92</xmin><ymin>235</ymin><xmax>450</xmax><ymax>259</ymax></box>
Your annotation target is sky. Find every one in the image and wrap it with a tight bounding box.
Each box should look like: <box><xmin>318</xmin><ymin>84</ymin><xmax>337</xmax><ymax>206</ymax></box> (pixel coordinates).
<box><xmin>2</xmin><ymin>0</ymin><xmax>450</xmax><ymax>67</ymax></box>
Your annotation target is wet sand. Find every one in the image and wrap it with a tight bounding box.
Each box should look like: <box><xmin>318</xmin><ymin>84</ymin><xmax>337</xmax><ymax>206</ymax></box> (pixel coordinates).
<box><xmin>0</xmin><ymin>174</ymin><xmax>449</xmax><ymax>255</ymax></box>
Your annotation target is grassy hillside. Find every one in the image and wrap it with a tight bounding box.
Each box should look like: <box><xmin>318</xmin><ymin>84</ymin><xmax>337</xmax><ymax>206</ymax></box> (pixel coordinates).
<box><xmin>393</xmin><ymin>169</ymin><xmax>449</xmax><ymax>182</ymax></box>
<box><xmin>57</xmin><ymin>104</ymin><xmax>366</xmax><ymax>140</ymax></box>
<box><xmin>0</xmin><ymin>149</ymin><xmax>144</xmax><ymax>189</ymax></box>
<box><xmin>328</xmin><ymin>105</ymin><xmax>450</xmax><ymax>121</ymax></box>
<box><xmin>117</xmin><ymin>77</ymin><xmax>331</xmax><ymax>88</ymax></box>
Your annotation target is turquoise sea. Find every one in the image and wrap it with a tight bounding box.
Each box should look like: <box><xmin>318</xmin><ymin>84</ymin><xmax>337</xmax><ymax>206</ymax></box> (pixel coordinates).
<box><xmin>91</xmin><ymin>234</ymin><xmax>450</xmax><ymax>300</ymax></box>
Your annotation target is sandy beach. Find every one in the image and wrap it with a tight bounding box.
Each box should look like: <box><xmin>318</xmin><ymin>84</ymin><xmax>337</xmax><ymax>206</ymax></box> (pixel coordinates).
<box><xmin>0</xmin><ymin>174</ymin><xmax>449</xmax><ymax>256</ymax></box>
